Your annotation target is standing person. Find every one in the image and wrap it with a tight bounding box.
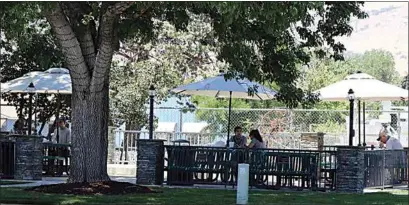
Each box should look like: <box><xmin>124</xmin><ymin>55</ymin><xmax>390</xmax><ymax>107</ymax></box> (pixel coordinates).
<box><xmin>52</xmin><ymin>118</ymin><xmax>71</xmax><ymax>144</ymax></box>
<box><xmin>247</xmin><ymin>129</ymin><xmax>266</xmax><ymax>149</ymax></box>
<box><xmin>49</xmin><ymin>118</ymin><xmax>71</xmax><ymax>176</ymax></box>
<box><xmin>229</xmin><ymin>126</ymin><xmax>247</xmax><ymax>148</ymax></box>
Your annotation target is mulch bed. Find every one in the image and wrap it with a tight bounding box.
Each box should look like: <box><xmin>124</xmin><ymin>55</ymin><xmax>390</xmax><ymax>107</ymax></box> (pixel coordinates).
<box><xmin>25</xmin><ymin>181</ymin><xmax>158</xmax><ymax>195</ymax></box>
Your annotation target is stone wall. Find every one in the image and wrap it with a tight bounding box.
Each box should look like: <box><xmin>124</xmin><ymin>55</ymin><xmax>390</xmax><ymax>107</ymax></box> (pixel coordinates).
<box><xmin>336</xmin><ymin>146</ymin><xmax>365</xmax><ymax>193</ymax></box>
<box><xmin>300</xmin><ymin>132</ymin><xmax>325</xmax><ymax>150</ymax></box>
<box><xmin>136</xmin><ymin>139</ymin><xmax>164</xmax><ymax>185</ymax></box>
<box><xmin>14</xmin><ymin>135</ymin><xmax>43</xmax><ymax>180</ymax></box>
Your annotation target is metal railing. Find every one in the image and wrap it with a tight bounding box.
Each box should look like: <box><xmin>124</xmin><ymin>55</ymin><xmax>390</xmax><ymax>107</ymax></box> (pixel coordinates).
<box><xmin>108</xmin><ymin>130</ymin><xmax>346</xmax><ymax>164</ymax></box>
<box><xmin>364</xmin><ymin>149</ymin><xmax>408</xmax><ymax>189</ymax></box>
<box><xmin>0</xmin><ymin>139</ymin><xmax>15</xmax><ymax>179</ymax></box>
<box><xmin>163</xmin><ymin>146</ymin><xmax>337</xmax><ymax>191</ymax></box>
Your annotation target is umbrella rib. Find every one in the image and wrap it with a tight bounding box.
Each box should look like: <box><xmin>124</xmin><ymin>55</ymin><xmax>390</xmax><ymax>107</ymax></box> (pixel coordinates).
<box><xmin>174</xmin><ymin>90</ymin><xmax>186</xmax><ymax>95</ymax></box>
<box><xmin>255</xmin><ymin>93</ymin><xmax>263</xmax><ymax>100</ymax></box>
<box><xmin>215</xmin><ymin>90</ymin><xmax>221</xmax><ymax>98</ymax></box>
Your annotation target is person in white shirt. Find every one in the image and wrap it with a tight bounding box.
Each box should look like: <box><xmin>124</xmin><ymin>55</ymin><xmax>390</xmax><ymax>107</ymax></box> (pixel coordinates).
<box><xmin>377</xmin><ymin>126</ymin><xmax>406</xmax><ymax>184</ymax></box>
<box><xmin>51</xmin><ymin>118</ymin><xmax>71</xmax><ymax>144</ymax></box>
<box><xmin>377</xmin><ymin>127</ymin><xmax>403</xmax><ymax>150</ymax></box>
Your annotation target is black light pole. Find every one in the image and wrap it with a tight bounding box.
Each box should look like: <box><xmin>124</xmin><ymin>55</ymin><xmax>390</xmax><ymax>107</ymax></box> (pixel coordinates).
<box><xmin>348</xmin><ymin>89</ymin><xmax>355</xmax><ymax>146</ymax></box>
<box><xmin>148</xmin><ymin>85</ymin><xmax>156</xmax><ymax>140</ymax></box>
<box><xmin>27</xmin><ymin>82</ymin><xmax>35</xmax><ymax>135</ymax></box>
<box><xmin>362</xmin><ymin>101</ymin><xmax>366</xmax><ymax>147</ymax></box>
<box><xmin>357</xmin><ymin>100</ymin><xmax>361</xmax><ymax>146</ymax></box>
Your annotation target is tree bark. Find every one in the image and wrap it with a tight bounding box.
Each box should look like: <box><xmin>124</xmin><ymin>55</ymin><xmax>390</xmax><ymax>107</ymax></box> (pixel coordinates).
<box><xmin>46</xmin><ymin>2</ymin><xmax>134</xmax><ymax>183</ymax></box>
<box><xmin>69</xmin><ymin>86</ymin><xmax>110</xmax><ymax>182</ymax></box>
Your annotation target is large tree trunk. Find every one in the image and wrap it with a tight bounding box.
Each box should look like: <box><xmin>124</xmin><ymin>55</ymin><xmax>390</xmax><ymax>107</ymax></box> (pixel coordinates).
<box><xmin>46</xmin><ymin>2</ymin><xmax>134</xmax><ymax>183</ymax></box>
<box><xmin>68</xmin><ymin>81</ymin><xmax>110</xmax><ymax>182</ymax></box>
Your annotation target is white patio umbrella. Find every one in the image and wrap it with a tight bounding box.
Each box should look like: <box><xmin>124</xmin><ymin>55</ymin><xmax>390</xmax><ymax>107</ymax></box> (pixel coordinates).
<box><xmin>314</xmin><ymin>71</ymin><xmax>409</xmax><ymax>145</ymax></box>
<box><xmin>314</xmin><ymin>72</ymin><xmax>408</xmax><ymax>101</ymax></box>
<box><xmin>172</xmin><ymin>73</ymin><xmax>277</xmax><ymax>145</ymax></box>
<box><xmin>1</xmin><ymin>68</ymin><xmax>71</xmax><ymax>136</ymax></box>
<box><xmin>1</xmin><ymin>68</ymin><xmax>71</xmax><ymax>94</ymax></box>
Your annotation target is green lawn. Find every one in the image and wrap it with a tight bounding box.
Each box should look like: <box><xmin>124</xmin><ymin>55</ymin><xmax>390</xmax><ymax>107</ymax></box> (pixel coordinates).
<box><xmin>0</xmin><ymin>180</ymin><xmax>33</xmax><ymax>185</ymax></box>
<box><xmin>0</xmin><ymin>187</ymin><xmax>407</xmax><ymax>205</ymax></box>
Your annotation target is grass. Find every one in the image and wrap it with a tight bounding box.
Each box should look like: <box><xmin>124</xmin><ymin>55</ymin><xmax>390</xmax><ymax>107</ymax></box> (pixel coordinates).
<box><xmin>0</xmin><ymin>187</ymin><xmax>407</xmax><ymax>205</ymax></box>
<box><xmin>0</xmin><ymin>180</ymin><xmax>33</xmax><ymax>185</ymax></box>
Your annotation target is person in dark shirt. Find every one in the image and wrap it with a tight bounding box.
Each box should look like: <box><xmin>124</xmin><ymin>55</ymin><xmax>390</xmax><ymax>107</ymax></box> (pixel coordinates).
<box><xmin>13</xmin><ymin>115</ymin><xmax>26</xmax><ymax>134</ymax></box>
<box><xmin>229</xmin><ymin>126</ymin><xmax>247</xmax><ymax>148</ymax></box>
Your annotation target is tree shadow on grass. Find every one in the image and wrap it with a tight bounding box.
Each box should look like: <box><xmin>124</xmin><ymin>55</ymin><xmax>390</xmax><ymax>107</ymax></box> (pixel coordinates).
<box><xmin>0</xmin><ymin>187</ymin><xmax>408</xmax><ymax>205</ymax></box>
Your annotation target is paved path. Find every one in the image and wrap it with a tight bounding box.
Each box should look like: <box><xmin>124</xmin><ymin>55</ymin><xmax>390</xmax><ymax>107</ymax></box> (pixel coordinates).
<box><xmin>0</xmin><ymin>176</ymin><xmax>136</xmax><ymax>188</ymax></box>
<box><xmin>1</xmin><ymin>177</ymin><xmax>407</xmax><ymax>194</ymax></box>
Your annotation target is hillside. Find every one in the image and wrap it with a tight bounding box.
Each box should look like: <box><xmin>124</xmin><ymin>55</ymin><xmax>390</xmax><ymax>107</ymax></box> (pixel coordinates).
<box><xmin>338</xmin><ymin>2</ymin><xmax>408</xmax><ymax>76</ymax></box>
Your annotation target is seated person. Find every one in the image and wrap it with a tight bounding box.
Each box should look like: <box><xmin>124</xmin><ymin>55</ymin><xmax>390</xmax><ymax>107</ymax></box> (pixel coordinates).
<box><xmin>247</xmin><ymin>129</ymin><xmax>266</xmax><ymax>149</ymax></box>
<box><xmin>377</xmin><ymin>127</ymin><xmax>403</xmax><ymax>150</ymax></box>
<box><xmin>229</xmin><ymin>126</ymin><xmax>247</xmax><ymax>148</ymax></box>
<box><xmin>13</xmin><ymin>115</ymin><xmax>26</xmax><ymax>134</ymax></box>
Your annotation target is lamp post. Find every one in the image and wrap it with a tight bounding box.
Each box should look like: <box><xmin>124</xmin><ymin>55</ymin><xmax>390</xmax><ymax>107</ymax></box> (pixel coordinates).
<box><xmin>27</xmin><ymin>82</ymin><xmax>35</xmax><ymax>135</ymax></box>
<box><xmin>148</xmin><ymin>85</ymin><xmax>156</xmax><ymax>140</ymax></box>
<box><xmin>348</xmin><ymin>89</ymin><xmax>355</xmax><ymax>146</ymax></box>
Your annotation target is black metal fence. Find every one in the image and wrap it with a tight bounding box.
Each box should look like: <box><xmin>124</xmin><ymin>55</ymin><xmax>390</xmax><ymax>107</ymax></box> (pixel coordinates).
<box><xmin>0</xmin><ymin>140</ymin><xmax>15</xmax><ymax>179</ymax></box>
<box><xmin>364</xmin><ymin>149</ymin><xmax>408</xmax><ymax>188</ymax></box>
<box><xmin>164</xmin><ymin>146</ymin><xmax>337</xmax><ymax>191</ymax></box>
<box><xmin>42</xmin><ymin>143</ymin><xmax>71</xmax><ymax>176</ymax></box>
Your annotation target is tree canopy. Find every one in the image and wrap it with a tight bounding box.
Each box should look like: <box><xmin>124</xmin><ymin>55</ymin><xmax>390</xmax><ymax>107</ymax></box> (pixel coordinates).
<box><xmin>0</xmin><ymin>1</ymin><xmax>368</xmax><ymax>182</ymax></box>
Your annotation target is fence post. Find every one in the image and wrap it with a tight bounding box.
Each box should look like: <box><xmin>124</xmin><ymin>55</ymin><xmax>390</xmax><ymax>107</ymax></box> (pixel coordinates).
<box><xmin>179</xmin><ymin>108</ymin><xmax>183</xmax><ymax>133</ymax></box>
<box><xmin>381</xmin><ymin>149</ymin><xmax>385</xmax><ymax>190</ymax></box>
<box><xmin>107</xmin><ymin>126</ymin><xmax>116</xmax><ymax>164</ymax></box>
<box><xmin>136</xmin><ymin>139</ymin><xmax>165</xmax><ymax>185</ymax></box>
<box><xmin>397</xmin><ymin>110</ymin><xmax>401</xmax><ymax>141</ymax></box>
<box><xmin>336</xmin><ymin>146</ymin><xmax>365</xmax><ymax>193</ymax></box>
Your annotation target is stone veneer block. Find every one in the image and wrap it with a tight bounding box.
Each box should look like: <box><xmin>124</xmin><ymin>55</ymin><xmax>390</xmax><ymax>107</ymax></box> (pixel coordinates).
<box><xmin>136</xmin><ymin>139</ymin><xmax>165</xmax><ymax>185</ymax></box>
<box><xmin>336</xmin><ymin>146</ymin><xmax>365</xmax><ymax>193</ymax></box>
<box><xmin>300</xmin><ymin>132</ymin><xmax>325</xmax><ymax>150</ymax></box>
<box><xmin>14</xmin><ymin>136</ymin><xmax>43</xmax><ymax>180</ymax></box>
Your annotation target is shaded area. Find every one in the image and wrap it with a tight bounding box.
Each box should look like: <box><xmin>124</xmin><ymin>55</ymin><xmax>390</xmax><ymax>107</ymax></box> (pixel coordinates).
<box><xmin>0</xmin><ymin>180</ymin><xmax>33</xmax><ymax>185</ymax></box>
<box><xmin>0</xmin><ymin>187</ymin><xmax>407</xmax><ymax>205</ymax></box>
<box><xmin>25</xmin><ymin>181</ymin><xmax>156</xmax><ymax>195</ymax></box>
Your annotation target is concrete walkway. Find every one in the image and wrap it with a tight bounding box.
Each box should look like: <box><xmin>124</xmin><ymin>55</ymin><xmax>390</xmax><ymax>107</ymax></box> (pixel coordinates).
<box><xmin>0</xmin><ymin>176</ymin><xmax>136</xmax><ymax>188</ymax></box>
<box><xmin>1</xmin><ymin>177</ymin><xmax>407</xmax><ymax>194</ymax></box>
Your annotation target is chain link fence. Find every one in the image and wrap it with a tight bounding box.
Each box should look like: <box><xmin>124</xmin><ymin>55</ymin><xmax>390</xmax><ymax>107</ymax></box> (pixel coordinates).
<box><xmin>106</xmin><ymin>107</ymin><xmax>407</xmax><ymax>165</ymax></box>
<box><xmin>154</xmin><ymin>107</ymin><xmax>408</xmax><ymax>147</ymax></box>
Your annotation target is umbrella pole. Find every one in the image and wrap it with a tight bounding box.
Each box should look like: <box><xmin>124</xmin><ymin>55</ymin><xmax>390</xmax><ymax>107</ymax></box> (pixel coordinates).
<box><xmin>363</xmin><ymin>101</ymin><xmax>366</xmax><ymax>147</ymax></box>
<box><xmin>226</xmin><ymin>91</ymin><xmax>232</xmax><ymax>146</ymax></box>
<box><xmin>28</xmin><ymin>93</ymin><xmax>33</xmax><ymax>135</ymax></box>
<box><xmin>34</xmin><ymin>93</ymin><xmax>38</xmax><ymax>134</ymax></box>
<box><xmin>56</xmin><ymin>94</ymin><xmax>61</xmax><ymax>143</ymax></box>
<box><xmin>358</xmin><ymin>100</ymin><xmax>361</xmax><ymax>146</ymax></box>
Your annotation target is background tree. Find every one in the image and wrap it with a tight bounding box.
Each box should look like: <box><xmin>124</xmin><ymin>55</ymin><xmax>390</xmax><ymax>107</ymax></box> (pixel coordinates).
<box><xmin>1</xmin><ymin>2</ymin><xmax>367</xmax><ymax>183</ymax></box>
<box><xmin>110</xmin><ymin>14</ymin><xmax>220</xmax><ymax>130</ymax></box>
<box><xmin>194</xmin><ymin>49</ymin><xmax>402</xmax><ymax>134</ymax></box>
<box><xmin>0</xmin><ymin>28</ymin><xmax>69</xmax><ymax>133</ymax></box>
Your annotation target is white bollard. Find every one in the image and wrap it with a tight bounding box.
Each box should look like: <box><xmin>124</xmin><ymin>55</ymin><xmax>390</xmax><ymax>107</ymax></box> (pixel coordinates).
<box><xmin>236</xmin><ymin>163</ymin><xmax>249</xmax><ymax>205</ymax></box>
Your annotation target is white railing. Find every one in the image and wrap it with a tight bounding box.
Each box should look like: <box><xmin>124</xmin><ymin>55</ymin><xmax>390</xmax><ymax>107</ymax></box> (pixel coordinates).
<box><xmin>107</xmin><ymin>130</ymin><xmax>353</xmax><ymax>164</ymax></box>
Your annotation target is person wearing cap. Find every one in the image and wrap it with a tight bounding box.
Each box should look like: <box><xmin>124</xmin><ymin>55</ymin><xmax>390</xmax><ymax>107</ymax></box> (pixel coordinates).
<box><xmin>377</xmin><ymin>126</ymin><xmax>405</xmax><ymax>184</ymax></box>
<box><xmin>377</xmin><ymin>127</ymin><xmax>403</xmax><ymax>150</ymax></box>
